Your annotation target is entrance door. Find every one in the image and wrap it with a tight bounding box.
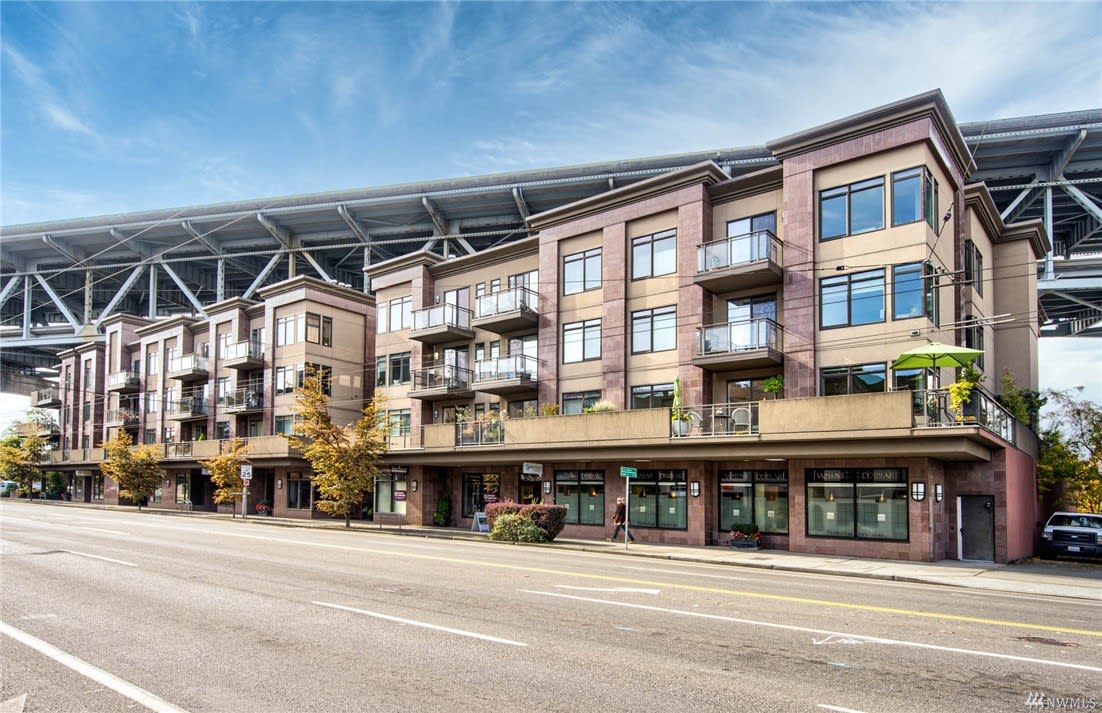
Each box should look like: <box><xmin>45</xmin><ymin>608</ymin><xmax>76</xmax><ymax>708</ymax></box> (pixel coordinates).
<box><xmin>519</xmin><ymin>480</ymin><xmax>541</xmax><ymax>505</ymax></box>
<box><xmin>958</xmin><ymin>495</ymin><xmax>995</xmax><ymax>561</ymax></box>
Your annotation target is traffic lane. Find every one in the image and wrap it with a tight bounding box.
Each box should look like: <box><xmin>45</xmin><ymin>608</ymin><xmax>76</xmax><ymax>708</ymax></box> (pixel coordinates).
<box><xmin>4</xmin><ymin>512</ymin><xmax>1100</xmax><ymax>712</ymax></box>
<box><xmin>5</xmin><ymin>506</ymin><xmax>1101</xmax><ymax>666</ymax></box>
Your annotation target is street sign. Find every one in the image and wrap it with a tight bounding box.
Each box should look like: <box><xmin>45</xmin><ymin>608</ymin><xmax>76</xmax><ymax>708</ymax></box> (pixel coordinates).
<box><xmin>620</xmin><ymin>466</ymin><xmax>638</xmax><ymax>478</ymax></box>
<box><xmin>240</xmin><ymin>464</ymin><xmax>253</xmax><ymax>481</ymax></box>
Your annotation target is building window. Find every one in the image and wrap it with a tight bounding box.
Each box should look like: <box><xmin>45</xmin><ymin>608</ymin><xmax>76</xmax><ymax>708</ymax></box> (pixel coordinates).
<box><xmin>305</xmin><ymin>313</ymin><xmax>333</xmax><ymax>346</ymax></box>
<box><xmin>82</xmin><ymin>401</ymin><xmax>91</xmax><ymax>422</ymax></box>
<box><xmin>924</xmin><ymin>262</ymin><xmax>940</xmax><ymax>326</ymax></box>
<box><xmin>275</xmin><ymin>315</ymin><xmax>297</xmax><ymax>346</ymax></box>
<box><xmin>631</xmin><ymin>229</ymin><xmax>676</xmax><ymax>280</ymax></box>
<box><xmin>287</xmin><ymin>473</ymin><xmax>313</xmax><ymax>510</ymax></box>
<box><xmin>507</xmin><ymin>398</ymin><xmax>539</xmax><ymax>418</ymax></box>
<box><xmin>275</xmin><ymin>366</ymin><xmax>296</xmax><ymax>395</ymax></box>
<box><xmin>891</xmin><ymin>262</ymin><xmax>924</xmax><ymax>320</ymax></box>
<box><xmin>806</xmin><ymin>468</ymin><xmax>908</xmax><ymax>540</ymax></box>
<box><xmin>146</xmin><ymin>350</ymin><xmax>159</xmax><ymax>375</ymax></box>
<box><xmin>385</xmin><ymin>296</ymin><xmax>412</xmax><ymax>333</ymax></box>
<box><xmin>143</xmin><ymin>429</ymin><xmax>156</xmax><ymax>444</ymax></box>
<box><xmin>275</xmin><ymin>415</ymin><xmax>295</xmax><ymax>435</ymax></box>
<box><xmin>820</xmin><ymin>177</ymin><xmax>885</xmax><ymax>240</ymax></box>
<box><xmin>215</xmin><ymin>421</ymin><xmax>230</xmax><ymax>440</ymax></box>
<box><xmin>81</xmin><ymin>435</ymin><xmax>90</xmax><ymax>449</ymax></box>
<box><xmin>300</xmin><ymin>363</ymin><xmax>332</xmax><ymax>395</ymax></box>
<box><xmin>145</xmin><ymin>390</ymin><xmax>159</xmax><ymax>414</ymax></box>
<box><xmin>628</xmin><ymin>469</ymin><xmax>687</xmax><ymax>530</ymax></box>
<box><xmin>216</xmin><ymin>376</ymin><xmax>231</xmax><ymax>403</ymax></box>
<box><xmin>562</xmin><ymin>390</ymin><xmax>601</xmax><ymax>415</ymax></box>
<box><xmin>964</xmin><ymin>240</ymin><xmax>984</xmax><ymax>296</ymax></box>
<box><xmin>375</xmin><ymin>356</ymin><xmax>387</xmax><ymax>388</ymax></box>
<box><xmin>389</xmin><ymin>352</ymin><xmax>411</xmax><ymax>385</ymax></box>
<box><xmin>217</xmin><ymin>333</ymin><xmax>233</xmax><ymax>359</ymax></box>
<box><xmin>630</xmin><ymin>383</ymin><xmax>674</xmax><ymax>410</ymax></box>
<box><xmin>965</xmin><ymin>319</ymin><xmax>985</xmax><ymax>371</ymax></box>
<box><xmin>387</xmin><ymin>409</ymin><xmax>411</xmax><ymax>437</ymax></box>
<box><xmin>720</xmin><ymin>470</ymin><xmax>788</xmax><ymax>534</ymax></box>
<box><xmin>563</xmin><ymin>319</ymin><xmax>601</xmax><ymax>363</ymax></box>
<box><xmin>821</xmin><ymin>363</ymin><xmax>887</xmax><ymax>396</ymax></box>
<box><xmin>508</xmin><ymin>270</ymin><xmax>538</xmax><ymax>291</ymax></box>
<box><xmin>563</xmin><ymin>248</ymin><xmax>601</xmax><ymax>295</ymax></box>
<box><xmin>555</xmin><ymin>470</ymin><xmax>605</xmax><ymax>525</ymax></box>
<box><xmin>820</xmin><ymin>269</ymin><xmax>885</xmax><ymax>328</ymax></box>
<box><xmin>462</xmin><ymin>473</ymin><xmax>499</xmax><ymax>518</ymax></box>
<box><xmin>631</xmin><ymin>305</ymin><xmax>676</xmax><ymax>354</ymax></box>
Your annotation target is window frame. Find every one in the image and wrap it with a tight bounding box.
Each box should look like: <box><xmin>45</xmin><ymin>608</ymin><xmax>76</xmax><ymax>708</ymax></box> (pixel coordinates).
<box><xmin>562</xmin><ymin>390</ymin><xmax>601</xmax><ymax>415</ymax></box>
<box><xmin>630</xmin><ymin>383</ymin><xmax>674</xmax><ymax>410</ymax></box>
<box><xmin>563</xmin><ymin>318</ymin><xmax>601</xmax><ymax>363</ymax></box>
<box><xmin>627</xmin><ymin>469</ymin><xmax>688</xmax><ymax>530</ymax></box>
<box><xmin>631</xmin><ymin>229</ymin><xmax>677</xmax><ymax>280</ymax></box>
<box><xmin>891</xmin><ymin>262</ymin><xmax>925</xmax><ymax>320</ymax></box>
<box><xmin>563</xmin><ymin>248</ymin><xmax>602</xmax><ymax>295</ymax></box>
<box><xmin>719</xmin><ymin>470</ymin><xmax>789</xmax><ymax>535</ymax></box>
<box><xmin>820</xmin><ymin>268</ymin><xmax>886</xmax><ymax>328</ymax></box>
<box><xmin>820</xmin><ymin>363</ymin><xmax>887</xmax><ymax>396</ymax></box>
<box><xmin>555</xmin><ymin>470</ymin><xmax>606</xmax><ymax>525</ymax></box>
<box><xmin>820</xmin><ymin>177</ymin><xmax>885</xmax><ymax>240</ymax></box>
<box><xmin>630</xmin><ymin>305</ymin><xmax>677</xmax><ymax>354</ymax></box>
<box><xmin>805</xmin><ymin>468</ymin><xmax>909</xmax><ymax>541</ymax></box>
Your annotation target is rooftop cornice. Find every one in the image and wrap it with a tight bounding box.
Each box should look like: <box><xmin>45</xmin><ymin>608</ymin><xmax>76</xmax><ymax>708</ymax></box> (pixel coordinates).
<box><xmin>709</xmin><ymin>165</ymin><xmax>785</xmax><ymax>203</ymax></box>
<box><xmin>527</xmin><ymin>161</ymin><xmax>729</xmax><ymax>231</ymax></box>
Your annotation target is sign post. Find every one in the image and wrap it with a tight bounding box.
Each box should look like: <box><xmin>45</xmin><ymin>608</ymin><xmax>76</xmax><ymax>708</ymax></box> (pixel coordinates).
<box><xmin>240</xmin><ymin>464</ymin><xmax>253</xmax><ymax>519</ymax></box>
<box><xmin>619</xmin><ymin>466</ymin><xmax>637</xmax><ymax>550</ymax></box>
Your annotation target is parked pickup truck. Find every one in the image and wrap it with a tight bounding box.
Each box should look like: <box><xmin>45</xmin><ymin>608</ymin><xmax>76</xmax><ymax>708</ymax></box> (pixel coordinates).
<box><xmin>1040</xmin><ymin>511</ymin><xmax>1102</xmax><ymax>559</ymax></box>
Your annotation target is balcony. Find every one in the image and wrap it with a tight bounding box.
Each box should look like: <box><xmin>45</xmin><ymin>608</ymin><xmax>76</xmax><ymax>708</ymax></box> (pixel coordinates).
<box><xmin>693</xmin><ymin>317</ymin><xmax>783</xmax><ymax>371</ymax></box>
<box><xmin>165</xmin><ymin>396</ymin><xmax>209</xmax><ymax>421</ymax></box>
<box><xmin>456</xmin><ymin>419</ymin><xmax>504</xmax><ymax>447</ymax></box>
<box><xmin>694</xmin><ymin>230</ymin><xmax>783</xmax><ymax>293</ymax></box>
<box><xmin>221</xmin><ymin>387</ymin><xmax>264</xmax><ymax>414</ymax></box>
<box><xmin>912</xmin><ymin>388</ymin><xmax>1016</xmax><ymax>445</ymax></box>
<box><xmin>107</xmin><ymin>370</ymin><xmax>140</xmax><ymax>393</ymax></box>
<box><xmin>471</xmin><ymin>287</ymin><xmax>538</xmax><ymax>333</ymax></box>
<box><xmin>473</xmin><ymin>355</ymin><xmax>538</xmax><ymax>396</ymax></box>
<box><xmin>670</xmin><ymin>402</ymin><xmax>761</xmax><ymax>438</ymax></box>
<box><xmin>32</xmin><ymin>387</ymin><xmax>61</xmax><ymax>408</ymax></box>
<box><xmin>408</xmin><ymin>365</ymin><xmax>474</xmax><ymax>402</ymax></box>
<box><xmin>168</xmin><ymin>354</ymin><xmax>209</xmax><ymax>382</ymax></box>
<box><xmin>408</xmin><ymin>304</ymin><xmax>474</xmax><ymax>344</ymax></box>
<box><xmin>104</xmin><ymin>409</ymin><xmax>140</xmax><ymax>428</ymax></box>
<box><xmin>223</xmin><ymin>341</ymin><xmax>264</xmax><ymax>370</ymax></box>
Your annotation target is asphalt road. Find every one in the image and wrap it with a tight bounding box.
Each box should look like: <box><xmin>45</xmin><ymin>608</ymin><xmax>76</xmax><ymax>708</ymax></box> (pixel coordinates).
<box><xmin>2</xmin><ymin>500</ymin><xmax>1100</xmax><ymax>713</ymax></box>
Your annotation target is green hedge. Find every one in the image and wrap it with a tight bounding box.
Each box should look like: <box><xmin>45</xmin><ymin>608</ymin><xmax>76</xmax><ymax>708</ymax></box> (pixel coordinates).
<box><xmin>484</xmin><ymin>501</ymin><xmax>568</xmax><ymax>542</ymax></box>
<box><xmin>488</xmin><ymin>513</ymin><xmax>547</xmax><ymax>542</ymax></box>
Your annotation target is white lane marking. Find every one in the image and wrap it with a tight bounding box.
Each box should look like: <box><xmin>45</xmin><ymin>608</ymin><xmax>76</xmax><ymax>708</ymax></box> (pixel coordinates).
<box><xmin>818</xmin><ymin>705</ymin><xmax>868</xmax><ymax>713</ymax></box>
<box><xmin>0</xmin><ymin>621</ymin><xmax>189</xmax><ymax>713</ymax></box>
<box><xmin>813</xmin><ymin>635</ymin><xmax>865</xmax><ymax>645</ymax></box>
<box><xmin>554</xmin><ymin>585</ymin><xmax>660</xmax><ymax>595</ymax></box>
<box><xmin>312</xmin><ymin>601</ymin><xmax>528</xmax><ymax>647</ymax></box>
<box><xmin>1</xmin><ymin>516</ymin><xmax>129</xmax><ymax>536</ymax></box>
<box><xmin>619</xmin><ymin>565</ymin><xmax>747</xmax><ymax>582</ymax></box>
<box><xmin>1</xmin><ymin>692</ymin><xmax>28</xmax><ymax>713</ymax></box>
<box><xmin>521</xmin><ymin>590</ymin><xmax>1102</xmax><ymax>673</ymax></box>
<box><xmin>61</xmin><ymin>550</ymin><xmax>137</xmax><ymax>567</ymax></box>
<box><xmin>19</xmin><ymin>614</ymin><xmax>58</xmax><ymax>621</ymax></box>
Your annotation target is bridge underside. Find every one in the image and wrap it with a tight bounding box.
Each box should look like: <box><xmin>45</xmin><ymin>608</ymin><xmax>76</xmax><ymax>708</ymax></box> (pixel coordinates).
<box><xmin>2</xmin><ymin>111</ymin><xmax>1100</xmax><ymax>393</ymax></box>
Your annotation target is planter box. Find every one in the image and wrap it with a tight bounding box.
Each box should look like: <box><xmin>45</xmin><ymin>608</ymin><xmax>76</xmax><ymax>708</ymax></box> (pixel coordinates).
<box><xmin>729</xmin><ymin>539</ymin><xmax>761</xmax><ymax>550</ymax></box>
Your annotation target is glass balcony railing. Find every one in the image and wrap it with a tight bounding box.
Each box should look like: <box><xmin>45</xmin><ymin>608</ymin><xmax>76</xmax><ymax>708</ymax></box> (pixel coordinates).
<box><xmin>165</xmin><ymin>397</ymin><xmax>209</xmax><ymax>418</ymax></box>
<box><xmin>456</xmin><ymin>419</ymin><xmax>504</xmax><ymax>446</ymax></box>
<box><xmin>474</xmin><ymin>355</ymin><xmax>537</xmax><ymax>382</ymax></box>
<box><xmin>168</xmin><ymin>354</ymin><xmax>209</xmax><ymax>374</ymax></box>
<box><xmin>107</xmin><ymin>370</ymin><xmax>140</xmax><ymax>389</ymax></box>
<box><xmin>220</xmin><ymin>387</ymin><xmax>264</xmax><ymax>411</ymax></box>
<box><xmin>105</xmin><ymin>409</ymin><xmax>140</xmax><ymax>426</ymax></box>
<box><xmin>697</xmin><ymin>317</ymin><xmax>780</xmax><ymax>355</ymax></box>
<box><xmin>411</xmin><ymin>303</ymin><xmax>472</xmax><ymax>331</ymax></box>
<box><xmin>411</xmin><ymin>365</ymin><xmax>473</xmax><ymax>391</ymax></box>
<box><xmin>697</xmin><ymin>229</ymin><xmax>781</xmax><ymax>273</ymax></box>
<box><xmin>224</xmin><ymin>341</ymin><xmax>264</xmax><ymax>362</ymax></box>
<box><xmin>475</xmin><ymin>287</ymin><xmax>537</xmax><ymax>319</ymax></box>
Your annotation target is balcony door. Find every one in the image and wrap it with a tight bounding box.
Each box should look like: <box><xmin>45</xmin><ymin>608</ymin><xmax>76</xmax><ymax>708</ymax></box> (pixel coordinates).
<box><xmin>726</xmin><ymin>295</ymin><xmax>775</xmax><ymax>350</ymax></box>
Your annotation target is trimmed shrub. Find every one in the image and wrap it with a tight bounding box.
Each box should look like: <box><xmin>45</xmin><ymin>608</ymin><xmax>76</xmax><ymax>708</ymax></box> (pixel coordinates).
<box><xmin>489</xmin><ymin>513</ymin><xmax>547</xmax><ymax>543</ymax></box>
<box><xmin>520</xmin><ymin>504</ymin><xmax>567</xmax><ymax>541</ymax></box>
<box><xmin>485</xmin><ymin>500</ymin><xmax>522</xmax><ymax>528</ymax></box>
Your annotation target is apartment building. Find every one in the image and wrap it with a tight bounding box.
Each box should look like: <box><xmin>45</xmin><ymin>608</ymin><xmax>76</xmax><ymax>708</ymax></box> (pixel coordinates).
<box><xmin>45</xmin><ymin>276</ymin><xmax>374</xmax><ymax>517</ymax></box>
<box><xmin>36</xmin><ymin>90</ymin><xmax>1047</xmax><ymax>562</ymax></box>
<box><xmin>365</xmin><ymin>91</ymin><xmax>1047</xmax><ymax>562</ymax></box>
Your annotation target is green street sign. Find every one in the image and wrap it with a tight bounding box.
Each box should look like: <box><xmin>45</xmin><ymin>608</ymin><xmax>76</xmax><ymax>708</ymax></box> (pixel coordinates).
<box><xmin>620</xmin><ymin>466</ymin><xmax>638</xmax><ymax>478</ymax></box>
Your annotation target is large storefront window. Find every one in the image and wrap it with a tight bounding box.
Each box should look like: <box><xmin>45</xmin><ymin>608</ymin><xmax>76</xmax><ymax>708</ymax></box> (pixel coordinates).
<box><xmin>555</xmin><ymin>471</ymin><xmax>605</xmax><ymax>525</ymax></box>
<box><xmin>628</xmin><ymin>470</ymin><xmax>687</xmax><ymax>530</ymax></box>
<box><xmin>719</xmin><ymin>470</ymin><xmax>788</xmax><ymax>534</ymax></box>
<box><xmin>806</xmin><ymin>468</ymin><xmax>908</xmax><ymax>540</ymax></box>
<box><xmin>375</xmin><ymin>467</ymin><xmax>408</xmax><ymax>515</ymax></box>
<box><xmin>462</xmin><ymin>473</ymin><xmax>500</xmax><ymax>517</ymax></box>
<box><xmin>287</xmin><ymin>472</ymin><xmax>313</xmax><ymax>510</ymax></box>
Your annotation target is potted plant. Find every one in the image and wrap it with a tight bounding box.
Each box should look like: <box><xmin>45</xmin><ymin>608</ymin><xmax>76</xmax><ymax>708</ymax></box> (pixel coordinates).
<box><xmin>729</xmin><ymin>522</ymin><xmax>761</xmax><ymax>549</ymax></box>
<box><xmin>948</xmin><ymin>364</ymin><xmax>983</xmax><ymax>422</ymax></box>
<box><xmin>432</xmin><ymin>491</ymin><xmax>451</xmax><ymax>527</ymax></box>
<box><xmin>762</xmin><ymin>375</ymin><xmax>784</xmax><ymax>399</ymax></box>
<box><xmin>671</xmin><ymin>376</ymin><xmax>691</xmax><ymax>436</ymax></box>
<box><xmin>255</xmin><ymin>499</ymin><xmax>272</xmax><ymax>516</ymax></box>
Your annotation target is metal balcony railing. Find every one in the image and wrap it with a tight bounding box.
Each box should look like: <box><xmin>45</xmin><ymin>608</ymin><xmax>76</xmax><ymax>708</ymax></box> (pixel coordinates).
<box><xmin>220</xmin><ymin>387</ymin><xmax>264</xmax><ymax>411</ymax></box>
<box><xmin>697</xmin><ymin>229</ymin><xmax>781</xmax><ymax>273</ymax></box>
<box><xmin>105</xmin><ymin>409</ymin><xmax>140</xmax><ymax>426</ymax></box>
<box><xmin>474</xmin><ymin>355</ymin><xmax>537</xmax><ymax>382</ymax></box>
<box><xmin>911</xmin><ymin>388</ymin><xmax>1016</xmax><ymax>444</ymax></box>
<box><xmin>411</xmin><ymin>303</ymin><xmax>472</xmax><ymax>331</ymax></box>
<box><xmin>165</xmin><ymin>397</ymin><xmax>209</xmax><ymax>418</ymax></box>
<box><xmin>696</xmin><ymin>317</ymin><xmax>780</xmax><ymax>355</ymax></box>
<box><xmin>475</xmin><ymin>286</ymin><xmax>537</xmax><ymax>319</ymax></box>
<box><xmin>670</xmin><ymin>402</ymin><xmax>760</xmax><ymax>438</ymax></box>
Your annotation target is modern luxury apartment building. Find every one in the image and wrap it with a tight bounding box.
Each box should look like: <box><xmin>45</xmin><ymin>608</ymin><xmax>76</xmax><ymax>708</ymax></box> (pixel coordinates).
<box><xmin>33</xmin><ymin>91</ymin><xmax>1048</xmax><ymax>562</ymax></box>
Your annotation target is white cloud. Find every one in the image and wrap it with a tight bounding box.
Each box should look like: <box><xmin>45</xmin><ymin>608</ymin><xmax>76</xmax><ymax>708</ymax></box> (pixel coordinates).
<box><xmin>1039</xmin><ymin>338</ymin><xmax>1102</xmax><ymax>405</ymax></box>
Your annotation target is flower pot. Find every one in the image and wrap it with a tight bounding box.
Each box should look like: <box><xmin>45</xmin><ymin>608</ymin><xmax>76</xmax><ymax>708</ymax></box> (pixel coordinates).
<box><xmin>672</xmin><ymin>419</ymin><xmax>691</xmax><ymax>436</ymax></box>
<box><xmin>730</xmin><ymin>539</ymin><xmax>760</xmax><ymax>550</ymax></box>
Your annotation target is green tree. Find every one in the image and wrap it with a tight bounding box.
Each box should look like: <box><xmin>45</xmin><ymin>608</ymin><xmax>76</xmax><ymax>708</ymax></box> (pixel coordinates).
<box><xmin>100</xmin><ymin>431</ymin><xmax>162</xmax><ymax>509</ymax></box>
<box><xmin>1038</xmin><ymin>389</ymin><xmax>1102</xmax><ymax>513</ymax></box>
<box><xmin>200</xmin><ymin>438</ymin><xmax>251</xmax><ymax>507</ymax></box>
<box><xmin>0</xmin><ymin>433</ymin><xmax>46</xmax><ymax>498</ymax></box>
<box><xmin>998</xmin><ymin>368</ymin><xmax>1031</xmax><ymax>425</ymax></box>
<box><xmin>285</xmin><ymin>368</ymin><xmax>386</xmax><ymax>527</ymax></box>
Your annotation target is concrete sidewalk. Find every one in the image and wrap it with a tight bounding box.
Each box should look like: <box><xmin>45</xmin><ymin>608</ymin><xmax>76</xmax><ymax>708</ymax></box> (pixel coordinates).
<box><xmin>19</xmin><ymin>500</ymin><xmax>1102</xmax><ymax>602</ymax></box>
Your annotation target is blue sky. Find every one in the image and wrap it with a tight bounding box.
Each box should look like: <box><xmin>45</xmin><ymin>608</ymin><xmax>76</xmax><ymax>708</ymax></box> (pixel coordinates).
<box><xmin>0</xmin><ymin>1</ymin><xmax>1100</xmax><ymax>427</ymax></box>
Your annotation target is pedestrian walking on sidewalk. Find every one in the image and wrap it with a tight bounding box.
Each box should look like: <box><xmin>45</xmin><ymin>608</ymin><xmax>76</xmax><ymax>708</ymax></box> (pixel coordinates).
<box><xmin>609</xmin><ymin>496</ymin><xmax>634</xmax><ymax>541</ymax></box>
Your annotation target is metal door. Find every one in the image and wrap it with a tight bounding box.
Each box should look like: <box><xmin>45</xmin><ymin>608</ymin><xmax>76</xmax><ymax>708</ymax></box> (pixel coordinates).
<box><xmin>958</xmin><ymin>495</ymin><xmax>995</xmax><ymax>561</ymax></box>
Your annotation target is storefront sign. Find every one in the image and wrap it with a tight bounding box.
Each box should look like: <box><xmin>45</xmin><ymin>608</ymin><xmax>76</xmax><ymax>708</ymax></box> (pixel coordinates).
<box><xmin>390</xmin><ymin>466</ymin><xmax>409</xmax><ymax>476</ymax></box>
<box><xmin>521</xmin><ymin>462</ymin><xmax>543</xmax><ymax>477</ymax></box>
<box><xmin>394</xmin><ymin>490</ymin><xmax>407</xmax><ymax>501</ymax></box>
<box><xmin>471</xmin><ymin>512</ymin><xmax>489</xmax><ymax>533</ymax></box>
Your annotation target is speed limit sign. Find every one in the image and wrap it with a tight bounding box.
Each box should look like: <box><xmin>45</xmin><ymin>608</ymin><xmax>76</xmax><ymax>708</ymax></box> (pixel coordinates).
<box><xmin>240</xmin><ymin>464</ymin><xmax>253</xmax><ymax>481</ymax></box>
